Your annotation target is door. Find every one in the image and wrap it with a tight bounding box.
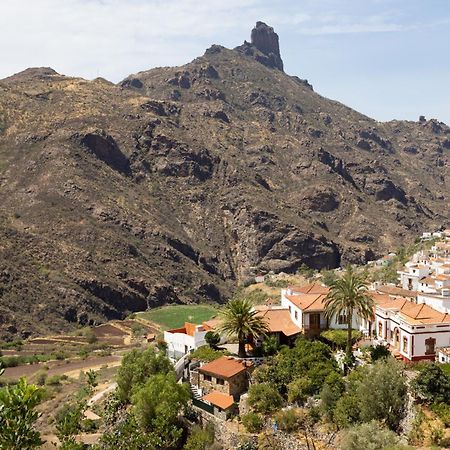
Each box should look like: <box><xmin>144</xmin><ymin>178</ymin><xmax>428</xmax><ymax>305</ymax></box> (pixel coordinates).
<box><xmin>310</xmin><ymin>313</ymin><xmax>320</xmax><ymax>330</ymax></box>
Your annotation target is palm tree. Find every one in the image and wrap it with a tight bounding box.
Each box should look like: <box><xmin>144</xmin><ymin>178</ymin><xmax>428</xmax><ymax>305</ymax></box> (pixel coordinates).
<box><xmin>217</xmin><ymin>298</ymin><xmax>269</xmax><ymax>358</ymax></box>
<box><xmin>324</xmin><ymin>266</ymin><xmax>374</xmax><ymax>361</ymax></box>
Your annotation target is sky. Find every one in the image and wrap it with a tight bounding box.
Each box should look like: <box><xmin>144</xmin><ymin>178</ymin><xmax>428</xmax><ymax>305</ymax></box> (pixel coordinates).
<box><xmin>1</xmin><ymin>0</ymin><xmax>450</xmax><ymax>123</ymax></box>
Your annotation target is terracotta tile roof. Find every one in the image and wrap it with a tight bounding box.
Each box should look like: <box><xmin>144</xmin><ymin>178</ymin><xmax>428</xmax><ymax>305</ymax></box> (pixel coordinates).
<box><xmin>166</xmin><ymin>322</ymin><xmax>202</xmax><ymax>337</ymax></box>
<box><xmin>374</xmin><ymin>295</ymin><xmax>450</xmax><ymax>325</ymax></box>
<box><xmin>202</xmin><ymin>391</ymin><xmax>234</xmax><ymax>409</ymax></box>
<box><xmin>285</xmin><ymin>293</ymin><xmax>327</xmax><ymax>312</ymax></box>
<box><xmin>254</xmin><ymin>307</ymin><xmax>301</xmax><ymax>336</ymax></box>
<box><xmin>288</xmin><ymin>283</ymin><xmax>329</xmax><ymax>295</ymax></box>
<box><xmin>420</xmin><ymin>277</ymin><xmax>436</xmax><ymax>285</ymax></box>
<box><xmin>436</xmin><ymin>274</ymin><xmax>450</xmax><ymax>281</ymax></box>
<box><xmin>199</xmin><ymin>356</ymin><xmax>252</xmax><ymax>378</ymax></box>
<box><xmin>202</xmin><ymin>318</ymin><xmax>221</xmax><ymax>331</ymax></box>
<box><xmin>375</xmin><ymin>285</ymin><xmax>418</xmax><ymax>298</ymax></box>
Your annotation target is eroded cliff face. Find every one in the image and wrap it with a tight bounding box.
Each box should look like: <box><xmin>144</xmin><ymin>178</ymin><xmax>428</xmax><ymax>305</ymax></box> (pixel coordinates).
<box><xmin>0</xmin><ymin>23</ymin><xmax>448</xmax><ymax>338</ymax></box>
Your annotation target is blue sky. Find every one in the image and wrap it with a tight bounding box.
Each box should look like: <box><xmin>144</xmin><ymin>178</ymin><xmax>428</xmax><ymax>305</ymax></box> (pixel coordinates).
<box><xmin>1</xmin><ymin>0</ymin><xmax>450</xmax><ymax>123</ymax></box>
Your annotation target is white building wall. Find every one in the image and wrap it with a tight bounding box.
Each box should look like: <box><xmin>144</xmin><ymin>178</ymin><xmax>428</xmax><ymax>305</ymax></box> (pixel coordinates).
<box><xmin>375</xmin><ymin>310</ymin><xmax>450</xmax><ymax>360</ymax></box>
<box><xmin>164</xmin><ymin>330</ymin><xmax>207</xmax><ymax>358</ymax></box>
<box><xmin>437</xmin><ymin>350</ymin><xmax>450</xmax><ymax>363</ymax></box>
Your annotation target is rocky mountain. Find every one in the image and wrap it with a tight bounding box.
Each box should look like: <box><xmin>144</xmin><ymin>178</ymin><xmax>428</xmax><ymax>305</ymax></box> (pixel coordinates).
<box><xmin>0</xmin><ymin>23</ymin><xmax>448</xmax><ymax>338</ymax></box>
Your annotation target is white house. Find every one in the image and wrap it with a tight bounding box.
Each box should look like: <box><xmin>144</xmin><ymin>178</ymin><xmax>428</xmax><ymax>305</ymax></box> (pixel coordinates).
<box><xmin>280</xmin><ymin>283</ymin><xmax>362</xmax><ymax>337</ymax></box>
<box><xmin>164</xmin><ymin>322</ymin><xmax>210</xmax><ymax>360</ymax></box>
<box><xmin>437</xmin><ymin>347</ymin><xmax>450</xmax><ymax>363</ymax></box>
<box><xmin>373</xmin><ymin>294</ymin><xmax>450</xmax><ymax>362</ymax></box>
<box><xmin>398</xmin><ymin>262</ymin><xmax>431</xmax><ymax>291</ymax></box>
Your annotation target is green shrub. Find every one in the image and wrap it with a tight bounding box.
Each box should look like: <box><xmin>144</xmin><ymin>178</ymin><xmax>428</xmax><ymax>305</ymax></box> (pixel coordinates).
<box><xmin>320</xmin><ymin>371</ymin><xmax>345</xmax><ymax>421</ymax></box>
<box><xmin>241</xmin><ymin>412</ymin><xmax>263</xmax><ymax>433</ymax></box>
<box><xmin>248</xmin><ymin>383</ymin><xmax>283</xmax><ymax>414</ymax></box>
<box><xmin>320</xmin><ymin>329</ymin><xmax>362</xmax><ymax>350</ymax></box>
<box><xmin>205</xmin><ymin>331</ymin><xmax>220</xmax><ymax>348</ymax></box>
<box><xmin>431</xmin><ymin>402</ymin><xmax>450</xmax><ymax>427</ymax></box>
<box><xmin>116</xmin><ymin>347</ymin><xmax>173</xmax><ymax>403</ymax></box>
<box><xmin>321</xmin><ymin>270</ymin><xmax>337</xmax><ymax>286</ymax></box>
<box><xmin>45</xmin><ymin>375</ymin><xmax>63</xmax><ymax>386</ymax></box>
<box><xmin>287</xmin><ymin>377</ymin><xmax>313</xmax><ymax>404</ymax></box>
<box><xmin>275</xmin><ymin>408</ymin><xmax>302</xmax><ymax>433</ymax></box>
<box><xmin>341</xmin><ymin>420</ymin><xmax>401</xmax><ymax>450</ymax></box>
<box><xmin>413</xmin><ymin>363</ymin><xmax>450</xmax><ymax>403</ymax></box>
<box><xmin>253</xmin><ymin>338</ymin><xmax>338</xmax><ymax>395</ymax></box>
<box><xmin>35</xmin><ymin>370</ymin><xmax>48</xmax><ymax>386</ymax></box>
<box><xmin>264</xmin><ymin>278</ymin><xmax>289</xmax><ymax>288</ymax></box>
<box><xmin>261</xmin><ymin>335</ymin><xmax>279</xmax><ymax>356</ymax></box>
<box><xmin>83</xmin><ymin>328</ymin><xmax>97</xmax><ymax>344</ymax></box>
<box><xmin>189</xmin><ymin>346</ymin><xmax>228</xmax><ymax>362</ymax></box>
<box><xmin>184</xmin><ymin>424</ymin><xmax>215</xmax><ymax>450</ymax></box>
<box><xmin>369</xmin><ymin>344</ymin><xmax>391</xmax><ymax>361</ymax></box>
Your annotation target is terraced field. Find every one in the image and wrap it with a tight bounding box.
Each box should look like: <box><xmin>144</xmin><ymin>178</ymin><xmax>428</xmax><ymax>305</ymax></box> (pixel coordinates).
<box><xmin>137</xmin><ymin>305</ymin><xmax>219</xmax><ymax>330</ymax></box>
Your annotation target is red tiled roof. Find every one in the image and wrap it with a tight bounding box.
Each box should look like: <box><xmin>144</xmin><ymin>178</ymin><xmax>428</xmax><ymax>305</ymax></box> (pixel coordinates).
<box><xmin>375</xmin><ymin>285</ymin><xmax>418</xmax><ymax>298</ymax></box>
<box><xmin>285</xmin><ymin>293</ymin><xmax>327</xmax><ymax>312</ymax></box>
<box><xmin>202</xmin><ymin>391</ymin><xmax>234</xmax><ymax>409</ymax></box>
<box><xmin>374</xmin><ymin>295</ymin><xmax>450</xmax><ymax>325</ymax></box>
<box><xmin>202</xmin><ymin>319</ymin><xmax>221</xmax><ymax>331</ymax></box>
<box><xmin>288</xmin><ymin>283</ymin><xmax>329</xmax><ymax>295</ymax></box>
<box><xmin>254</xmin><ymin>307</ymin><xmax>301</xmax><ymax>336</ymax></box>
<box><xmin>199</xmin><ymin>356</ymin><xmax>252</xmax><ymax>378</ymax></box>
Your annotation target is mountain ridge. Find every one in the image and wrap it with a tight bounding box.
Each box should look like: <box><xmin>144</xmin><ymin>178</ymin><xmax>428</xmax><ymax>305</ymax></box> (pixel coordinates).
<box><xmin>0</xmin><ymin>22</ymin><xmax>448</xmax><ymax>339</ymax></box>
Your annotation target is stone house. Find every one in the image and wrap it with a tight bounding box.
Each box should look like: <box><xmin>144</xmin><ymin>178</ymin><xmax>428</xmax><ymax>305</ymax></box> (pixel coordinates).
<box><xmin>195</xmin><ymin>356</ymin><xmax>253</xmax><ymax>401</ymax></box>
<box><xmin>201</xmin><ymin>391</ymin><xmax>237</xmax><ymax>420</ymax></box>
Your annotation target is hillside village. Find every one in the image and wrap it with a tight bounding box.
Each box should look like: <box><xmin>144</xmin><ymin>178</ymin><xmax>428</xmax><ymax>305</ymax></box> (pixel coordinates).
<box><xmin>149</xmin><ymin>229</ymin><xmax>450</xmax><ymax>448</ymax></box>
<box><xmin>1</xmin><ymin>231</ymin><xmax>450</xmax><ymax>448</ymax></box>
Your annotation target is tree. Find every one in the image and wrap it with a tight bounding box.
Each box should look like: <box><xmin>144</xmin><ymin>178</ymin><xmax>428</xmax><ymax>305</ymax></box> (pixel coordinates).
<box><xmin>275</xmin><ymin>408</ymin><xmax>302</xmax><ymax>432</ymax></box>
<box><xmin>253</xmin><ymin>338</ymin><xmax>338</xmax><ymax>395</ymax></box>
<box><xmin>55</xmin><ymin>402</ymin><xmax>84</xmax><ymax>442</ymax></box>
<box><xmin>324</xmin><ymin>266</ymin><xmax>374</xmax><ymax>361</ymax></box>
<box><xmin>356</xmin><ymin>359</ymin><xmax>407</xmax><ymax>431</ymax></box>
<box><xmin>86</xmin><ymin>369</ymin><xmax>98</xmax><ymax>389</ymax></box>
<box><xmin>320</xmin><ymin>371</ymin><xmax>345</xmax><ymax>422</ymax></box>
<box><xmin>247</xmin><ymin>383</ymin><xmax>283</xmax><ymax>414</ymax></box>
<box><xmin>116</xmin><ymin>347</ymin><xmax>173</xmax><ymax>402</ymax></box>
<box><xmin>184</xmin><ymin>424</ymin><xmax>215</xmax><ymax>450</ymax></box>
<box><xmin>287</xmin><ymin>376</ymin><xmax>313</xmax><ymax>405</ymax></box>
<box><xmin>413</xmin><ymin>363</ymin><xmax>450</xmax><ymax>403</ymax></box>
<box><xmin>341</xmin><ymin>420</ymin><xmax>401</xmax><ymax>450</ymax></box>
<box><xmin>320</xmin><ymin>329</ymin><xmax>362</xmax><ymax>350</ymax></box>
<box><xmin>241</xmin><ymin>412</ymin><xmax>264</xmax><ymax>433</ymax></box>
<box><xmin>369</xmin><ymin>344</ymin><xmax>391</xmax><ymax>361</ymax></box>
<box><xmin>333</xmin><ymin>359</ymin><xmax>407</xmax><ymax>431</ymax></box>
<box><xmin>0</xmin><ymin>378</ymin><xmax>43</xmax><ymax>449</ymax></box>
<box><xmin>261</xmin><ymin>335</ymin><xmax>279</xmax><ymax>356</ymax></box>
<box><xmin>204</xmin><ymin>331</ymin><xmax>220</xmax><ymax>349</ymax></box>
<box><xmin>132</xmin><ymin>373</ymin><xmax>190</xmax><ymax>448</ymax></box>
<box><xmin>217</xmin><ymin>297</ymin><xmax>269</xmax><ymax>358</ymax></box>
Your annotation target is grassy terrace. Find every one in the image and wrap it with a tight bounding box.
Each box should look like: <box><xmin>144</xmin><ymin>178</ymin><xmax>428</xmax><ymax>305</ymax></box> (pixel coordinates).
<box><xmin>137</xmin><ymin>304</ymin><xmax>219</xmax><ymax>330</ymax></box>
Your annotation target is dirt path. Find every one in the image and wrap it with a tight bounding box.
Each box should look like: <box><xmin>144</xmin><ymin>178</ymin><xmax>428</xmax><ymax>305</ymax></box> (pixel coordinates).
<box><xmin>87</xmin><ymin>381</ymin><xmax>118</xmax><ymax>406</ymax></box>
<box><xmin>3</xmin><ymin>355</ymin><xmax>121</xmax><ymax>379</ymax></box>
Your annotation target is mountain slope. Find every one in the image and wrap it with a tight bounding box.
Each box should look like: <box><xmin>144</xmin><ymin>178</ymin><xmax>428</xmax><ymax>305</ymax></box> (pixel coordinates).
<box><xmin>0</xmin><ymin>23</ymin><xmax>448</xmax><ymax>338</ymax></box>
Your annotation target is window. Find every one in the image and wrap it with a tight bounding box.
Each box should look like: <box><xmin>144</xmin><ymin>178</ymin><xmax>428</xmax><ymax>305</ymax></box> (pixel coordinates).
<box><xmin>338</xmin><ymin>314</ymin><xmax>347</xmax><ymax>325</ymax></box>
<box><xmin>203</xmin><ymin>374</ymin><xmax>211</xmax><ymax>382</ymax></box>
<box><xmin>403</xmin><ymin>337</ymin><xmax>408</xmax><ymax>353</ymax></box>
<box><xmin>216</xmin><ymin>378</ymin><xmax>224</xmax><ymax>385</ymax></box>
<box><xmin>295</xmin><ymin>311</ymin><xmax>298</xmax><ymax>320</ymax></box>
<box><xmin>378</xmin><ymin>322</ymin><xmax>383</xmax><ymax>337</ymax></box>
<box><xmin>425</xmin><ymin>337</ymin><xmax>436</xmax><ymax>355</ymax></box>
<box><xmin>289</xmin><ymin>305</ymin><xmax>291</xmax><ymax>313</ymax></box>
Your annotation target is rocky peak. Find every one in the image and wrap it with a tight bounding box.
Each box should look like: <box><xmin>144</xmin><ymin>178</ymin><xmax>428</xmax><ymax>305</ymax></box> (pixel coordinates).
<box><xmin>250</xmin><ymin>21</ymin><xmax>284</xmax><ymax>71</ymax></box>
